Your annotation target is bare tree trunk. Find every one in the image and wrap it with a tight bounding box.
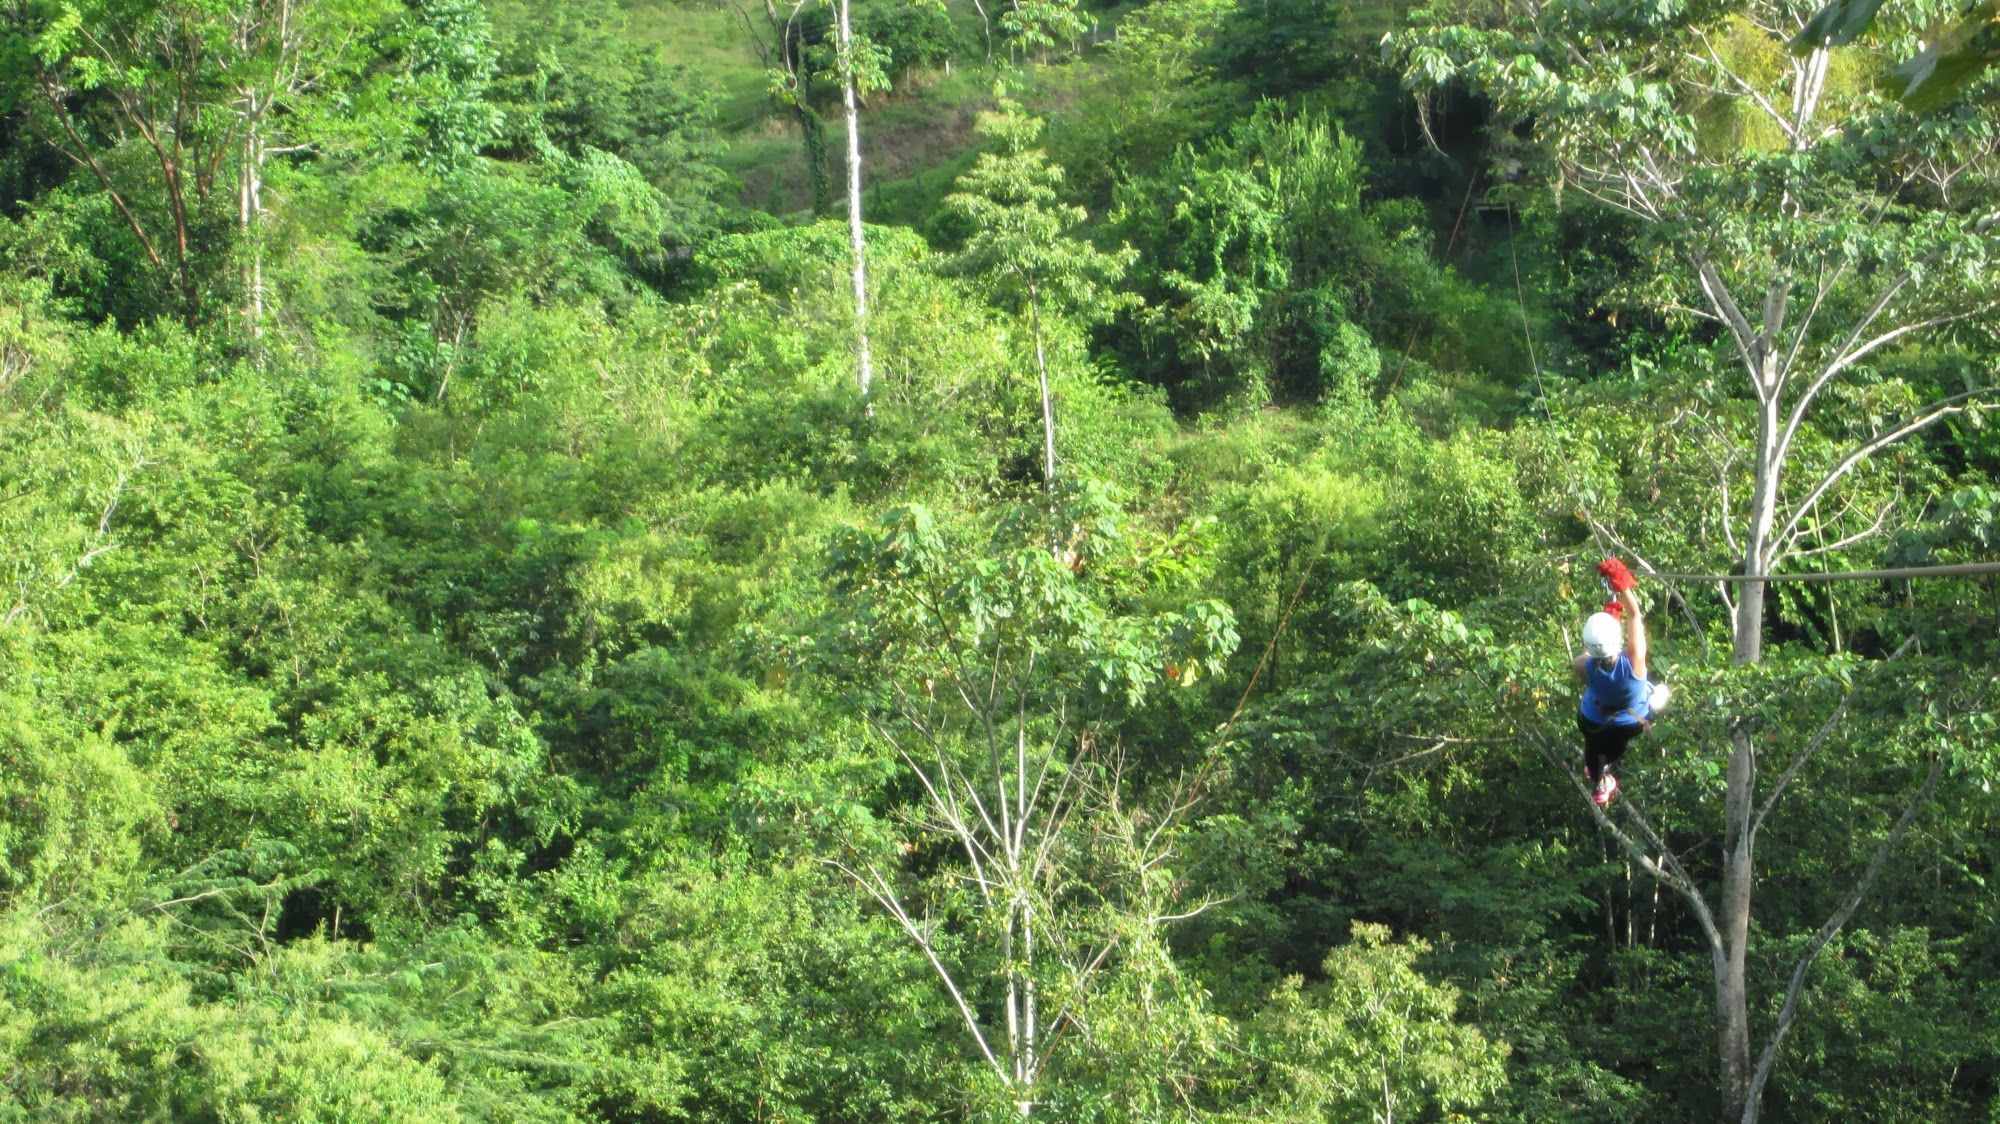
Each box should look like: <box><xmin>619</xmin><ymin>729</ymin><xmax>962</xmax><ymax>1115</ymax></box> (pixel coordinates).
<box><xmin>1022</xmin><ymin>899</ymin><xmax>1037</xmax><ymax>1103</ymax></box>
<box><xmin>239</xmin><ymin>94</ymin><xmax>266</xmax><ymax>339</ymax></box>
<box><xmin>834</xmin><ymin>0</ymin><xmax>874</xmax><ymax>396</ymax></box>
<box><xmin>1741</xmin><ymin>754</ymin><xmax>1945</xmax><ymax>1119</ymax></box>
<box><xmin>234</xmin><ymin>2</ymin><xmax>264</xmax><ymax>342</ymax></box>
<box><xmin>1718</xmin><ymin>723</ymin><xmax>1756</xmax><ymax>1120</ymax></box>
<box><xmin>1028</xmin><ymin>282</ymin><xmax>1055</xmax><ymax>491</ymax></box>
<box><xmin>1003</xmin><ymin>909</ymin><xmax>1022</xmax><ymax>1094</ymax></box>
<box><xmin>1719</xmin><ymin>381</ymin><xmax>1784</xmax><ymax>1119</ymax></box>
<box><xmin>1010</xmin><ymin>894</ymin><xmax>1036</xmax><ymax>1117</ymax></box>
<box><xmin>967</xmin><ymin>0</ymin><xmax>992</xmax><ymax>58</ymax></box>
<box><xmin>1474</xmin><ymin>28</ymin><xmax>1978</xmax><ymax>1121</ymax></box>
<box><xmin>1734</xmin><ymin>393</ymin><xmax>1783</xmax><ymax>664</ymax></box>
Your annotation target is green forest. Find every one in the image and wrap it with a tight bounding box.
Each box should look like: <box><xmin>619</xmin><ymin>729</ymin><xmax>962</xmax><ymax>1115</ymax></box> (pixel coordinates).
<box><xmin>2</xmin><ymin>0</ymin><xmax>1999</xmax><ymax>1118</ymax></box>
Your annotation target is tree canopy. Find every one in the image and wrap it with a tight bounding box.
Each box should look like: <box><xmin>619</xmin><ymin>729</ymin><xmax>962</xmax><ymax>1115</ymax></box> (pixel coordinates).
<box><xmin>2</xmin><ymin>0</ymin><xmax>1998</xmax><ymax>1119</ymax></box>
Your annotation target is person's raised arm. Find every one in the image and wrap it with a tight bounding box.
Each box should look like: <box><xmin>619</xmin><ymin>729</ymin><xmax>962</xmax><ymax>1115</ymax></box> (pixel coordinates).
<box><xmin>1622</xmin><ymin>588</ymin><xmax>1648</xmax><ymax>679</ymax></box>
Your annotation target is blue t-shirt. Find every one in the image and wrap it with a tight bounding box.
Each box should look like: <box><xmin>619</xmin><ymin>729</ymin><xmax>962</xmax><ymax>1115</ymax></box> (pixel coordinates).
<box><xmin>1580</xmin><ymin>654</ymin><xmax>1650</xmax><ymax>727</ymax></box>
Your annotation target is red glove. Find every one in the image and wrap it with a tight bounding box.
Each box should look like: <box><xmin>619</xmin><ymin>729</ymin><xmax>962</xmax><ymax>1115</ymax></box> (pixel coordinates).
<box><xmin>1602</xmin><ymin>600</ymin><xmax>1624</xmax><ymax>619</ymax></box>
<box><xmin>1598</xmin><ymin>558</ymin><xmax>1635</xmax><ymax>594</ymax></box>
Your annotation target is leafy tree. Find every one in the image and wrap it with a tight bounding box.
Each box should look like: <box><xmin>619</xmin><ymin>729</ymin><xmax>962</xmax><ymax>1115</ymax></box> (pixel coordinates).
<box><xmin>0</xmin><ymin>920</ymin><xmax>464</xmax><ymax>1121</ymax></box>
<box><xmin>1001</xmin><ymin>0</ymin><xmax>1091</xmax><ymax>62</ymax></box>
<box><xmin>361</xmin><ymin>170</ymin><xmax>632</xmax><ymax>401</ymax></box>
<box><xmin>1397</xmin><ymin>4</ymin><xmax>2000</xmax><ymax>1116</ymax></box>
<box><xmin>1106</xmin><ymin>103</ymin><xmax>1515</xmax><ymax>411</ymax></box>
<box><xmin>1049</xmin><ymin>0</ymin><xmax>1235</xmax><ymax>202</ymax></box>
<box><xmin>398</xmin><ymin>0</ymin><xmax>503</xmax><ymax>174</ymax></box>
<box><xmin>857</xmin><ymin>0</ymin><xmax>970</xmax><ymax>78</ymax></box>
<box><xmin>2</xmin><ymin>0</ymin><xmax>394</xmax><ymax>328</ymax></box>
<box><xmin>488</xmin><ymin>0</ymin><xmax>724</xmax><ymax>248</ymax></box>
<box><xmin>1795</xmin><ymin>0</ymin><xmax>2000</xmax><ymax>108</ymax></box>
<box><xmin>727</xmin><ymin>0</ymin><xmax>835</xmax><ymax>214</ymax></box>
<box><xmin>824</xmin><ymin>489</ymin><xmax>1238</xmax><ymax>1115</ymax></box>
<box><xmin>1199</xmin><ymin>0</ymin><xmax>1354</xmax><ymax>97</ymax></box>
<box><xmin>943</xmin><ymin>100</ymin><xmax>1135</xmax><ymax>491</ymax></box>
<box><xmin>1238</xmin><ymin>922</ymin><xmax>1510</xmax><ymax>1121</ymax></box>
<box><xmin>1112</xmin><ymin>107</ymin><xmax>1378</xmax><ymax>408</ymax></box>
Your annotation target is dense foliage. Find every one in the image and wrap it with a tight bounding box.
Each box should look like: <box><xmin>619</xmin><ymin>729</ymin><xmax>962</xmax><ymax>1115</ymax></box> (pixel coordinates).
<box><xmin>1</xmin><ymin>0</ymin><xmax>1996</xmax><ymax>1119</ymax></box>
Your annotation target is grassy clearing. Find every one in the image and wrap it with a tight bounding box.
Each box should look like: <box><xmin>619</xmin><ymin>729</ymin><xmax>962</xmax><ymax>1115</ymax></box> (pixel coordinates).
<box><xmin>721</xmin><ymin>64</ymin><xmax>1000</xmax><ymax>217</ymax></box>
<box><xmin>625</xmin><ymin>0</ymin><xmax>772</xmax><ymax>131</ymax></box>
<box><xmin>1347</xmin><ymin>0</ymin><xmax>1408</xmax><ymax>38</ymax></box>
<box><xmin>634</xmin><ymin>0</ymin><xmax>997</xmax><ymax>216</ymax></box>
<box><xmin>635</xmin><ymin>0</ymin><xmax>1194</xmax><ymax>219</ymax></box>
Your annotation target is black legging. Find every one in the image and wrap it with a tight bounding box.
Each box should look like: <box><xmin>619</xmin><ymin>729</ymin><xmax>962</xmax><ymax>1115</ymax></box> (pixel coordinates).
<box><xmin>1577</xmin><ymin>714</ymin><xmax>1647</xmax><ymax>783</ymax></box>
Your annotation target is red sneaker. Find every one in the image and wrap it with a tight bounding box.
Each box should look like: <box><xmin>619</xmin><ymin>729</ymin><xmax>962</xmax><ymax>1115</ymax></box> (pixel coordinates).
<box><xmin>1592</xmin><ymin>774</ymin><xmax>1621</xmax><ymax>807</ymax></box>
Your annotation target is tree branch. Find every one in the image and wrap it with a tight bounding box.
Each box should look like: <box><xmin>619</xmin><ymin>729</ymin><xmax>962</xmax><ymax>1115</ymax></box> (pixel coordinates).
<box><xmin>32</xmin><ymin>80</ymin><xmax>167</xmax><ymax>270</ymax></box>
<box><xmin>1751</xmin><ymin>696</ymin><xmax>1849</xmax><ymax>839</ymax></box>
<box><xmin>1691</xmin><ymin>31</ymin><xmax>1798</xmax><ymax>146</ymax></box>
<box><xmin>3</xmin><ymin>468</ymin><xmax>133</xmax><ymax>627</ymax></box>
<box><xmin>1695</xmin><ymin>258</ymin><xmax>1765</xmax><ymax>393</ymax></box>
<box><xmin>1777</xmin><ymin>496</ymin><xmax>1896</xmax><ymax>565</ymax></box>
<box><xmin>1563</xmin><ymin>730</ymin><xmax>1725</xmax><ymax>956</ymax></box>
<box><xmin>1772</xmin><ymin>386</ymin><xmax>2000</xmax><ymax>554</ymax></box>
<box><xmin>1581</xmin><ymin>508</ymin><xmax>1716</xmax><ymax>643</ymax></box>
<box><xmin>1489</xmin><ymin>666</ymin><xmax>1725</xmax><ymax>956</ymax></box>
<box><xmin>829</xmin><ymin>859</ymin><xmax>1007</xmax><ymax>1079</ymax></box>
<box><xmin>1741</xmin><ymin>754</ymin><xmax>1945</xmax><ymax>1121</ymax></box>
<box><xmin>1778</xmin><ymin>301</ymin><xmax>1998</xmax><ymax>465</ymax></box>
<box><xmin>1755</xmin><ymin>637</ymin><xmax>1918</xmax><ymax>837</ymax></box>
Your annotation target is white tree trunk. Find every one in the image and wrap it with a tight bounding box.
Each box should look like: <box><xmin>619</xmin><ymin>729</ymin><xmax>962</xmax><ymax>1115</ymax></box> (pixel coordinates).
<box><xmin>834</xmin><ymin>0</ymin><xmax>875</xmax><ymax>397</ymax></box>
<box><xmin>239</xmin><ymin>97</ymin><xmax>266</xmax><ymax>339</ymax></box>
<box><xmin>234</xmin><ymin>0</ymin><xmax>302</xmax><ymax>345</ymax></box>
<box><xmin>1485</xmin><ymin>27</ymin><xmax>1982</xmax><ymax>1120</ymax></box>
<box><xmin>967</xmin><ymin>0</ymin><xmax>992</xmax><ymax>58</ymax></box>
<box><xmin>1028</xmin><ymin>284</ymin><xmax>1056</xmax><ymax>491</ymax></box>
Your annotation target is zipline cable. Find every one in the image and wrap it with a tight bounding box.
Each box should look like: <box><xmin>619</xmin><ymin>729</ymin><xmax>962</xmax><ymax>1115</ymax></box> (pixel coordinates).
<box><xmin>1219</xmin><ymin>157</ymin><xmax>1506</xmax><ymax>730</ymax></box>
<box><xmin>1385</xmin><ymin>163</ymin><xmax>1482</xmax><ymax>397</ymax></box>
<box><xmin>1497</xmin><ymin>207</ymin><xmax>2000</xmax><ymax>595</ymax></box>
<box><xmin>1210</xmin><ymin>160</ymin><xmax>1489</xmax><ymax>745</ymax></box>
<box><xmin>1639</xmin><ymin>560</ymin><xmax>2000</xmax><ymax>585</ymax></box>
<box><xmin>1506</xmin><ymin>202</ymin><xmax>1550</xmax><ymax>412</ymax></box>
<box><xmin>1201</xmin><ymin>173</ymin><xmax>1991</xmax><ymax>814</ymax></box>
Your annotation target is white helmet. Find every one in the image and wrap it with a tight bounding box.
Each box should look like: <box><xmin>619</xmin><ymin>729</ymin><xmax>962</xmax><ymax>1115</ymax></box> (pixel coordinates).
<box><xmin>1582</xmin><ymin>612</ymin><xmax>1624</xmax><ymax>660</ymax></box>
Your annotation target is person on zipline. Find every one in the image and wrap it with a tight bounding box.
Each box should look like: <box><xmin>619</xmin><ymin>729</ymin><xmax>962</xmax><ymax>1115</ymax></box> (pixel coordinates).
<box><xmin>1574</xmin><ymin>559</ymin><xmax>1667</xmax><ymax>806</ymax></box>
